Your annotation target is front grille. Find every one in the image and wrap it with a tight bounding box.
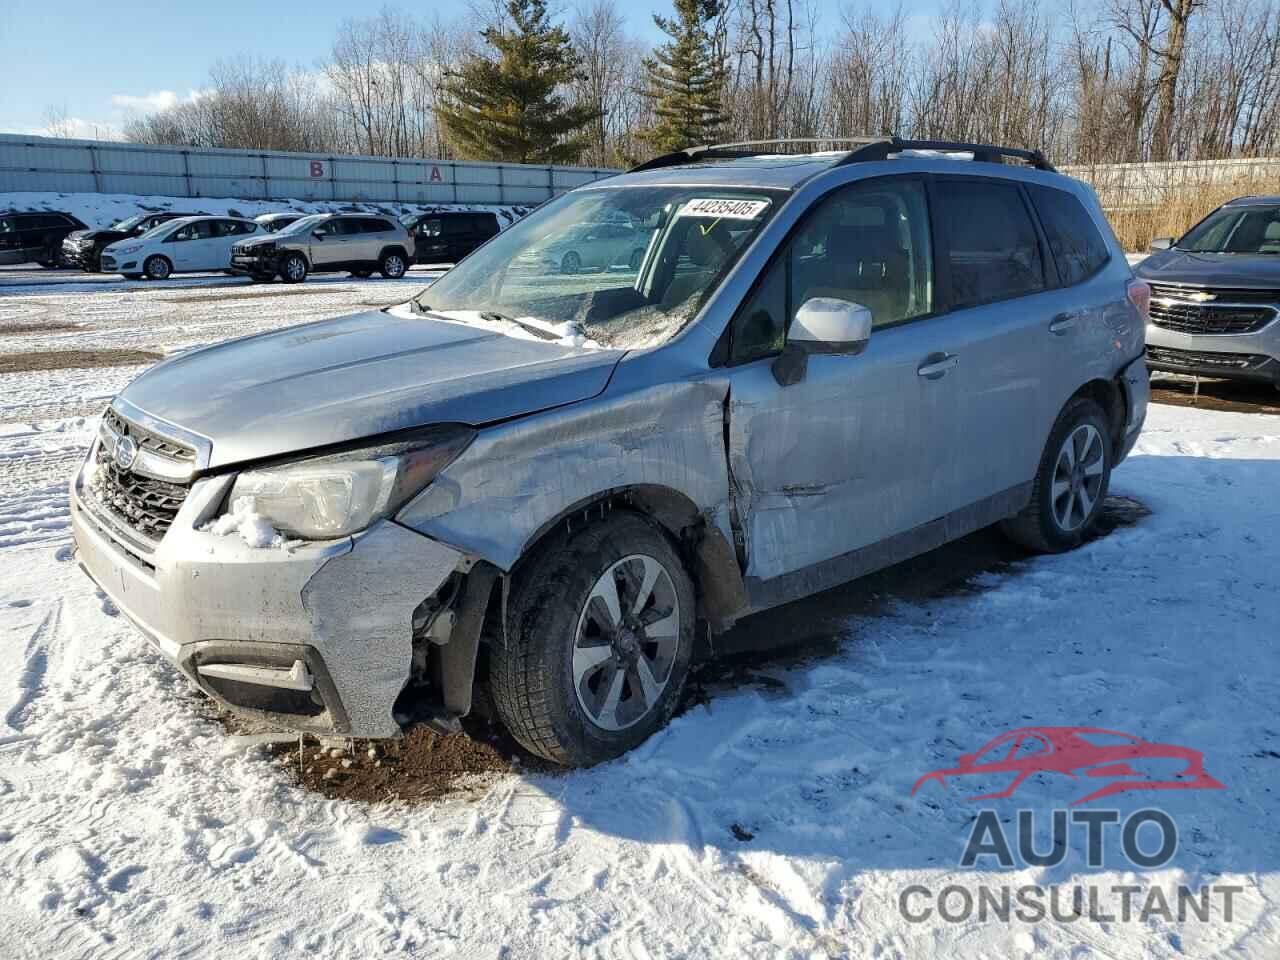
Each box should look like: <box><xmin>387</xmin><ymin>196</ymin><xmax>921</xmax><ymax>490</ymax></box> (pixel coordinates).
<box><xmin>1149</xmin><ymin>283</ymin><xmax>1280</xmax><ymax>305</ymax></box>
<box><xmin>88</xmin><ymin>445</ymin><xmax>190</xmax><ymax>541</ymax></box>
<box><xmin>1148</xmin><ymin>300</ymin><xmax>1275</xmax><ymax>334</ymax></box>
<box><xmin>102</xmin><ymin>408</ymin><xmax>195</xmax><ymax>463</ymax></box>
<box><xmin>1147</xmin><ymin>346</ymin><xmax>1270</xmax><ymax>370</ymax></box>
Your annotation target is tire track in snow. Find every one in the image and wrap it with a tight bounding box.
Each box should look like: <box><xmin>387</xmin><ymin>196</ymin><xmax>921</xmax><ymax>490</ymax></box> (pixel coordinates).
<box><xmin>3</xmin><ymin>599</ymin><xmax>60</xmax><ymax>735</ymax></box>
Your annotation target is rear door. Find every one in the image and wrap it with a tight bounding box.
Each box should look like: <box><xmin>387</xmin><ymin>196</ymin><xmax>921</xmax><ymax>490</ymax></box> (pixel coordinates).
<box><xmin>928</xmin><ymin>177</ymin><xmax>1056</xmax><ymax>510</ymax></box>
<box><xmin>723</xmin><ymin>176</ymin><xmax>952</xmax><ymax>593</ymax></box>
<box><xmin>209</xmin><ymin>220</ymin><xmax>253</xmax><ymax>268</ymax></box>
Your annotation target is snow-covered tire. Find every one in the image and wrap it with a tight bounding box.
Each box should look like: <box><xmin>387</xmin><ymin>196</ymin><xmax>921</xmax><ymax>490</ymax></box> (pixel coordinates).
<box><xmin>143</xmin><ymin>255</ymin><xmax>172</xmax><ymax>280</ymax></box>
<box><xmin>281</xmin><ymin>253</ymin><xmax>308</xmax><ymax>283</ymax></box>
<box><xmin>491</xmin><ymin>512</ymin><xmax>695</xmax><ymax>766</ymax></box>
<box><xmin>1001</xmin><ymin>396</ymin><xmax>1112</xmax><ymax>553</ymax></box>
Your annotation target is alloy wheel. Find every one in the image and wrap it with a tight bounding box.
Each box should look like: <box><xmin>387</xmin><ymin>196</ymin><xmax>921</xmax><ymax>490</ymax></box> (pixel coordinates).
<box><xmin>572</xmin><ymin>554</ymin><xmax>681</xmax><ymax>731</ymax></box>
<box><xmin>384</xmin><ymin>254</ymin><xmax>405</xmax><ymax>277</ymax></box>
<box><xmin>1051</xmin><ymin>423</ymin><xmax>1105</xmax><ymax>531</ymax></box>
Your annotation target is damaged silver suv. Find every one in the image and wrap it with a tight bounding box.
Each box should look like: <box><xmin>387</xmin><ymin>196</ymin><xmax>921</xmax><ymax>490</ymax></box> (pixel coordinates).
<box><xmin>71</xmin><ymin>138</ymin><xmax>1150</xmax><ymax>766</ymax></box>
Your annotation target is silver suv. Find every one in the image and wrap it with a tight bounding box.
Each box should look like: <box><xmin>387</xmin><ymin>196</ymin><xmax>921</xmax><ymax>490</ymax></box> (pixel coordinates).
<box><xmin>71</xmin><ymin>138</ymin><xmax>1149</xmax><ymax>766</ymax></box>
<box><xmin>230</xmin><ymin>212</ymin><xmax>414</xmax><ymax>282</ymax></box>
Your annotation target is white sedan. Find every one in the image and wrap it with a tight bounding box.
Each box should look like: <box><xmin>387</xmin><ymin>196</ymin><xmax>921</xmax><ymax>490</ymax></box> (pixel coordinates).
<box><xmin>100</xmin><ymin>216</ymin><xmax>261</xmax><ymax>279</ymax></box>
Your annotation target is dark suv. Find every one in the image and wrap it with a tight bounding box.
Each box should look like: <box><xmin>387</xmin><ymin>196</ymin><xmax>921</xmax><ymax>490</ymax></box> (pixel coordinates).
<box><xmin>0</xmin><ymin>211</ymin><xmax>88</xmax><ymax>267</ymax></box>
<box><xmin>1138</xmin><ymin>195</ymin><xmax>1280</xmax><ymax>388</ymax></box>
<box><xmin>405</xmin><ymin>211</ymin><xmax>500</xmax><ymax>264</ymax></box>
<box><xmin>62</xmin><ymin>212</ymin><xmax>195</xmax><ymax>272</ymax></box>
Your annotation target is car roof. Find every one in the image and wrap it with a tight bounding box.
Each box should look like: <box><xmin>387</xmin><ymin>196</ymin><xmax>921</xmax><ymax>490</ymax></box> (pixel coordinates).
<box><xmin>0</xmin><ymin>209</ymin><xmax>78</xmax><ymax>217</ymax></box>
<box><xmin>255</xmin><ymin>212</ymin><xmax>301</xmax><ymax>219</ymax></box>
<box><xmin>162</xmin><ymin>214</ymin><xmax>255</xmax><ymax>225</ymax></box>
<box><xmin>592</xmin><ymin>155</ymin><xmax>838</xmax><ymax>192</ymax></box>
<box><xmin>1224</xmin><ymin>195</ymin><xmax>1280</xmax><ymax>206</ymax></box>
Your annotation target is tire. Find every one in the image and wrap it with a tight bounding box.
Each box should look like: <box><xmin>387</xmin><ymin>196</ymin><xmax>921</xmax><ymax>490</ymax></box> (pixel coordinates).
<box><xmin>629</xmin><ymin>248</ymin><xmax>643</xmax><ymax>270</ymax></box>
<box><xmin>378</xmin><ymin>252</ymin><xmax>406</xmax><ymax>279</ymax></box>
<box><xmin>281</xmin><ymin>253</ymin><xmax>308</xmax><ymax>283</ymax></box>
<box><xmin>491</xmin><ymin>512</ymin><xmax>696</xmax><ymax>766</ymax></box>
<box><xmin>143</xmin><ymin>255</ymin><xmax>172</xmax><ymax>281</ymax></box>
<box><xmin>351</xmin><ymin>269</ymin><xmax>373</xmax><ymax>279</ymax></box>
<box><xmin>1001</xmin><ymin>396</ymin><xmax>1112</xmax><ymax>553</ymax></box>
<box><xmin>560</xmin><ymin>251</ymin><xmax>581</xmax><ymax>274</ymax></box>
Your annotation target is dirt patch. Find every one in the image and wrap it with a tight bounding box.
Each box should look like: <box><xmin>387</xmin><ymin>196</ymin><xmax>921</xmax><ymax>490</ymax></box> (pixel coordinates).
<box><xmin>264</xmin><ymin>723</ymin><xmax>544</xmax><ymax>804</ymax></box>
<box><xmin>159</xmin><ymin>287</ymin><xmax>346</xmax><ymax>305</ymax></box>
<box><xmin>0</xmin><ymin>321</ymin><xmax>82</xmax><ymax>335</ymax></box>
<box><xmin>0</xmin><ymin>348</ymin><xmax>162</xmax><ymax>374</ymax></box>
<box><xmin>1151</xmin><ymin>375</ymin><xmax>1280</xmax><ymax>414</ymax></box>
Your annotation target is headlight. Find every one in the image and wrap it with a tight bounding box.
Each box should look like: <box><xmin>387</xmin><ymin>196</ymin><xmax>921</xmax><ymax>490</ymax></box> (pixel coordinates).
<box><xmin>118</xmin><ymin>244</ymin><xmax>143</xmax><ymax>254</ymax></box>
<box><xmin>224</xmin><ymin>425</ymin><xmax>475</xmax><ymax>539</ymax></box>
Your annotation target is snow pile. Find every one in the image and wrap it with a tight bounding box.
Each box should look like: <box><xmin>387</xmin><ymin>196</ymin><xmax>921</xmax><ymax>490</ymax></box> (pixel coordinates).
<box><xmin>201</xmin><ymin>496</ymin><xmax>283</xmax><ymax>549</ymax></box>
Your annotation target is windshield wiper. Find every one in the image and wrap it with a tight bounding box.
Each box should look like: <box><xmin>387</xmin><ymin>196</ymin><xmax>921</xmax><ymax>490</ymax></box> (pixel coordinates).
<box><xmin>479</xmin><ymin>310</ymin><xmax>567</xmax><ymax>342</ymax></box>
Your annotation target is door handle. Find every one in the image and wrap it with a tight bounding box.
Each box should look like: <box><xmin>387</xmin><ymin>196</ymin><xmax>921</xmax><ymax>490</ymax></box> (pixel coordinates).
<box><xmin>1049</xmin><ymin>313</ymin><xmax>1077</xmax><ymax>335</ymax></box>
<box><xmin>917</xmin><ymin>353</ymin><xmax>959</xmax><ymax>379</ymax></box>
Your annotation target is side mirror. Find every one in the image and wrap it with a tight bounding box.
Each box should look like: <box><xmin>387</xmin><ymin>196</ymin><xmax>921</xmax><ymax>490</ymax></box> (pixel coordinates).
<box><xmin>312</xmin><ymin>230</ymin><xmax>325</xmax><ymax>240</ymax></box>
<box><xmin>1149</xmin><ymin>237</ymin><xmax>1173</xmax><ymax>252</ymax></box>
<box><xmin>771</xmin><ymin>298</ymin><xmax>873</xmax><ymax>386</ymax></box>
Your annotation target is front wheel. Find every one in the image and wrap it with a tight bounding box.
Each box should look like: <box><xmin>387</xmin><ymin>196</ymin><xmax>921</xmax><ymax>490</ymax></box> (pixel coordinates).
<box><xmin>491</xmin><ymin>512</ymin><xmax>695</xmax><ymax>766</ymax></box>
<box><xmin>281</xmin><ymin>253</ymin><xmax>308</xmax><ymax>283</ymax></box>
<box><xmin>378</xmin><ymin>252</ymin><xmax>406</xmax><ymax>278</ymax></box>
<box><xmin>143</xmin><ymin>255</ymin><xmax>172</xmax><ymax>280</ymax></box>
<box><xmin>560</xmin><ymin>251</ymin><xmax>581</xmax><ymax>274</ymax></box>
<box><xmin>1002</xmin><ymin>397</ymin><xmax>1112</xmax><ymax>552</ymax></box>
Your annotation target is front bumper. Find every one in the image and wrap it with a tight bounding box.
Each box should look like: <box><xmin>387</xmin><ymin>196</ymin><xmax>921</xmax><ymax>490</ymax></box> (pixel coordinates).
<box><xmin>230</xmin><ymin>251</ymin><xmax>279</xmax><ymax>276</ymax></box>
<box><xmin>1146</xmin><ymin>320</ymin><xmax>1280</xmax><ymax>384</ymax></box>
<box><xmin>70</xmin><ymin>461</ymin><xmax>464</xmax><ymax>738</ymax></box>
<box><xmin>61</xmin><ymin>241</ymin><xmax>95</xmax><ymax>269</ymax></box>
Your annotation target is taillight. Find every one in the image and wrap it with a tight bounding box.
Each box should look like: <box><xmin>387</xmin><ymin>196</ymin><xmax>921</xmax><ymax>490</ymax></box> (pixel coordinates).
<box><xmin>1127</xmin><ymin>278</ymin><xmax>1151</xmax><ymax>322</ymax></box>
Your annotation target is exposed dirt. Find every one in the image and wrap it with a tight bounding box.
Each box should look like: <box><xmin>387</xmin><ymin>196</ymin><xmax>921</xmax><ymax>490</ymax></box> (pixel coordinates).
<box><xmin>0</xmin><ymin>348</ymin><xmax>162</xmax><ymax>373</ymax></box>
<box><xmin>0</xmin><ymin>321</ymin><xmax>82</xmax><ymax>335</ymax></box>
<box><xmin>1151</xmin><ymin>375</ymin><xmax>1280</xmax><ymax>414</ymax></box>
<box><xmin>158</xmin><ymin>286</ymin><xmax>358</xmax><ymax>305</ymax></box>
<box><xmin>249</xmin><ymin>495</ymin><xmax>1150</xmax><ymax>805</ymax></box>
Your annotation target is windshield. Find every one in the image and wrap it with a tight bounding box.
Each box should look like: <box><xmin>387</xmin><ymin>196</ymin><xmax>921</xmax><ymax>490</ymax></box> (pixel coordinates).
<box><xmin>1179</xmin><ymin>204</ymin><xmax>1280</xmax><ymax>254</ymax></box>
<box><xmin>276</xmin><ymin>214</ymin><xmax>326</xmax><ymax>236</ymax></box>
<box><xmin>110</xmin><ymin>215</ymin><xmax>146</xmax><ymax>232</ymax></box>
<box><xmin>414</xmin><ymin>187</ymin><xmax>780</xmax><ymax>349</ymax></box>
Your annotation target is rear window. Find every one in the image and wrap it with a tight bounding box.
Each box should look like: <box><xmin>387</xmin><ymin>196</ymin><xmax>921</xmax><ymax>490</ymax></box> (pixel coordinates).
<box><xmin>357</xmin><ymin>218</ymin><xmax>395</xmax><ymax>233</ymax></box>
<box><xmin>937</xmin><ymin>180</ymin><xmax>1045</xmax><ymax>309</ymax></box>
<box><xmin>1028</xmin><ymin>185</ymin><xmax>1110</xmax><ymax>286</ymax></box>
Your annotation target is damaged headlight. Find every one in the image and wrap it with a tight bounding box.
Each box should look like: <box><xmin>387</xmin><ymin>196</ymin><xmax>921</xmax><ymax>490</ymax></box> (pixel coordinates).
<box><xmin>225</xmin><ymin>425</ymin><xmax>474</xmax><ymax>539</ymax></box>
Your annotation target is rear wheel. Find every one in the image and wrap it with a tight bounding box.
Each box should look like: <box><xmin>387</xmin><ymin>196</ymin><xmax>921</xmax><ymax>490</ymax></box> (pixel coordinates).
<box><xmin>281</xmin><ymin>253</ymin><xmax>308</xmax><ymax>283</ymax></box>
<box><xmin>143</xmin><ymin>255</ymin><xmax>172</xmax><ymax>280</ymax></box>
<box><xmin>491</xmin><ymin>512</ymin><xmax>695</xmax><ymax>766</ymax></box>
<box><xmin>1001</xmin><ymin>396</ymin><xmax>1112</xmax><ymax>552</ymax></box>
<box><xmin>560</xmin><ymin>251</ymin><xmax>581</xmax><ymax>274</ymax></box>
<box><xmin>378</xmin><ymin>252</ymin><xmax>406</xmax><ymax>278</ymax></box>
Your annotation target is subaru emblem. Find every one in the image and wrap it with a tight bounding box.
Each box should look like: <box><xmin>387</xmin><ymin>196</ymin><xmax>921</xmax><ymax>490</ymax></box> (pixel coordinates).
<box><xmin>114</xmin><ymin>434</ymin><xmax>138</xmax><ymax>471</ymax></box>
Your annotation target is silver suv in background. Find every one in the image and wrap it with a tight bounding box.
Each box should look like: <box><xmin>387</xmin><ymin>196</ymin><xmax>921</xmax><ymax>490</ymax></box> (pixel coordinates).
<box><xmin>71</xmin><ymin>138</ymin><xmax>1149</xmax><ymax>766</ymax></box>
<box><xmin>230</xmin><ymin>213</ymin><xmax>415</xmax><ymax>282</ymax></box>
<box><xmin>1139</xmin><ymin>195</ymin><xmax>1280</xmax><ymax>388</ymax></box>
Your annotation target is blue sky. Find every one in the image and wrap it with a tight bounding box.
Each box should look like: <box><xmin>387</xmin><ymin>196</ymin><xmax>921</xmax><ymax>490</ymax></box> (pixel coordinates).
<box><xmin>0</xmin><ymin>0</ymin><xmax>938</xmax><ymax>138</ymax></box>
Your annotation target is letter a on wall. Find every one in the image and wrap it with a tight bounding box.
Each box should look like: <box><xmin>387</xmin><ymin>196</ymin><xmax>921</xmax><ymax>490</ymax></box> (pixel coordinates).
<box><xmin>430</xmin><ymin>166</ymin><xmax>443</xmax><ymax>182</ymax></box>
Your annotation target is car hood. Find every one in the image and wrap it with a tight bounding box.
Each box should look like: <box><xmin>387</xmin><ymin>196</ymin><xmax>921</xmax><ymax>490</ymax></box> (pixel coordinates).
<box><xmin>67</xmin><ymin>229</ymin><xmax>120</xmax><ymax>243</ymax></box>
<box><xmin>235</xmin><ymin>234</ymin><xmax>283</xmax><ymax>249</ymax></box>
<box><xmin>119</xmin><ymin>308</ymin><xmax>624</xmax><ymax>468</ymax></box>
<box><xmin>1136</xmin><ymin>249</ymin><xmax>1280</xmax><ymax>287</ymax></box>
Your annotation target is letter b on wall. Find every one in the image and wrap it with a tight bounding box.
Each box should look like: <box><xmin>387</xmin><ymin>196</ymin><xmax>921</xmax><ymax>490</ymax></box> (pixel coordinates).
<box><xmin>309</xmin><ymin>160</ymin><xmax>326</xmax><ymax>179</ymax></box>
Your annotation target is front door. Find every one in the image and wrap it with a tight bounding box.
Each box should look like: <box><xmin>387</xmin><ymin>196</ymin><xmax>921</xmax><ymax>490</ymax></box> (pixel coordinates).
<box><xmin>308</xmin><ymin>218</ymin><xmax>348</xmax><ymax>267</ymax></box>
<box><xmin>168</xmin><ymin>219</ymin><xmax>217</xmax><ymax>271</ymax></box>
<box><xmin>722</xmin><ymin>176</ymin><xmax>956</xmax><ymax>598</ymax></box>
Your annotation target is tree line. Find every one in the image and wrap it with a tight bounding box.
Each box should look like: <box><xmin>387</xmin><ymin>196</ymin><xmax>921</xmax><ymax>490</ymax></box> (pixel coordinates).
<box><xmin>116</xmin><ymin>0</ymin><xmax>1280</xmax><ymax>168</ymax></box>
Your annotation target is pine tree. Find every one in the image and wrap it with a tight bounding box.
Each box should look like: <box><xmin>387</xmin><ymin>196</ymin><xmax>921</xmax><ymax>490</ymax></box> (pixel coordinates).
<box><xmin>439</xmin><ymin>0</ymin><xmax>598</xmax><ymax>164</ymax></box>
<box><xmin>643</xmin><ymin>0</ymin><xmax>727</xmax><ymax>153</ymax></box>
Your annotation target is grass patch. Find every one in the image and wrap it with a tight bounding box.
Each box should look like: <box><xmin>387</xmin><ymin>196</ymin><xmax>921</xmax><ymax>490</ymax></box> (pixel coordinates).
<box><xmin>0</xmin><ymin>348</ymin><xmax>162</xmax><ymax>374</ymax></box>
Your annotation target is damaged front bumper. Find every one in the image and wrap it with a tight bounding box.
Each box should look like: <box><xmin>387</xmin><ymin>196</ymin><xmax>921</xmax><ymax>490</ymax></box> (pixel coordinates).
<box><xmin>70</xmin><ymin>463</ymin><xmax>469</xmax><ymax>738</ymax></box>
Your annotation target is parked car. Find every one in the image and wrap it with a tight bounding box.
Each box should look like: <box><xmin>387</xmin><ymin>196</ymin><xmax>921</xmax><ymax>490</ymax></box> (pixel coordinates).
<box><xmin>521</xmin><ymin>220</ymin><xmax>649</xmax><ymax>273</ymax></box>
<box><xmin>1138</xmin><ymin>195</ymin><xmax>1280</xmax><ymax>388</ymax></box>
<box><xmin>230</xmin><ymin>213</ymin><xmax>414</xmax><ymax>282</ymax></box>
<box><xmin>62</xmin><ymin>212</ymin><xmax>196</xmax><ymax>272</ymax></box>
<box><xmin>254</xmin><ymin>212</ymin><xmax>306</xmax><ymax>233</ymax></box>
<box><xmin>70</xmin><ymin>138</ymin><xmax>1149</xmax><ymax>766</ymax></box>
<box><xmin>0</xmin><ymin>210</ymin><xmax>87</xmax><ymax>267</ymax></box>
<box><xmin>100</xmin><ymin>216</ymin><xmax>260</xmax><ymax>279</ymax></box>
<box><xmin>404</xmin><ymin>210</ymin><xmax>500</xmax><ymax>264</ymax></box>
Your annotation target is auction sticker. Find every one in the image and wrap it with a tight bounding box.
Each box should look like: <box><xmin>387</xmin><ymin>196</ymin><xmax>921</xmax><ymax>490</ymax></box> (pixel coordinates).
<box><xmin>678</xmin><ymin>198</ymin><xmax>771</xmax><ymax>220</ymax></box>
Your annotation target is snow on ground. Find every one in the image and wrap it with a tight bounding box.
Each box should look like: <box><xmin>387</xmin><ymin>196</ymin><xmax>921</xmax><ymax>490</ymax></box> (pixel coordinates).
<box><xmin>0</xmin><ymin>190</ymin><xmax>527</xmax><ymax>232</ymax></box>
<box><xmin>0</xmin><ymin>278</ymin><xmax>1278</xmax><ymax>958</ymax></box>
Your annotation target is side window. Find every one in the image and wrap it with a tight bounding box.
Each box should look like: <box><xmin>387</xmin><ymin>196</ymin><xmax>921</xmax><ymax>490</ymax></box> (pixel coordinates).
<box><xmin>364</xmin><ymin>219</ymin><xmax>394</xmax><ymax>233</ymax></box>
<box><xmin>728</xmin><ymin>178</ymin><xmax>934</xmax><ymax>364</ymax></box>
<box><xmin>441</xmin><ymin>216</ymin><xmax>465</xmax><ymax>237</ymax></box>
<box><xmin>0</xmin><ymin>218</ymin><xmax>13</xmax><ymax>233</ymax></box>
<box><xmin>312</xmin><ymin>219</ymin><xmax>338</xmax><ymax>237</ymax></box>
<box><xmin>418</xmin><ymin>218</ymin><xmax>441</xmax><ymax>237</ymax></box>
<box><xmin>171</xmin><ymin>223</ymin><xmax>196</xmax><ymax>241</ymax></box>
<box><xmin>937</xmin><ymin>180</ymin><xmax>1045</xmax><ymax>308</ymax></box>
<box><xmin>1028</xmin><ymin>185</ymin><xmax>1111</xmax><ymax>286</ymax></box>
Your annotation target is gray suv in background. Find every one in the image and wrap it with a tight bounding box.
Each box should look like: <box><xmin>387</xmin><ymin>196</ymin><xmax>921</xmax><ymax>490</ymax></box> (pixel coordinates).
<box><xmin>1139</xmin><ymin>195</ymin><xmax>1280</xmax><ymax>388</ymax></box>
<box><xmin>230</xmin><ymin>212</ymin><xmax>414</xmax><ymax>282</ymax></box>
<box><xmin>71</xmin><ymin>138</ymin><xmax>1148</xmax><ymax>766</ymax></box>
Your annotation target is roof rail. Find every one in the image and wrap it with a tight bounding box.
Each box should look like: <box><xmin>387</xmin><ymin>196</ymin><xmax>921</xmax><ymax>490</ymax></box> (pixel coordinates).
<box><xmin>837</xmin><ymin>137</ymin><xmax>1056</xmax><ymax>172</ymax></box>
<box><xmin>628</xmin><ymin>135</ymin><xmax>1055</xmax><ymax>174</ymax></box>
<box><xmin>628</xmin><ymin>137</ymin><xmax>890</xmax><ymax>173</ymax></box>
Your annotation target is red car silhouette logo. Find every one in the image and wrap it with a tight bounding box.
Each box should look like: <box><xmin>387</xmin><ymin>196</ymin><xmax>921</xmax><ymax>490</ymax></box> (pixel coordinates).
<box><xmin>911</xmin><ymin>726</ymin><xmax>1225</xmax><ymax>805</ymax></box>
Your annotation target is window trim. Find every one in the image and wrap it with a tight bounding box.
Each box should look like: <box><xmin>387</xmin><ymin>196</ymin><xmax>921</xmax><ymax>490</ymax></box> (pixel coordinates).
<box><xmin>1024</xmin><ymin>182</ymin><xmax>1113</xmax><ymax>289</ymax></box>
<box><xmin>931</xmin><ymin>173</ymin><xmax>1060</xmax><ymax>313</ymax></box>
<box><xmin>714</xmin><ymin>173</ymin><xmax>945</xmax><ymax>368</ymax></box>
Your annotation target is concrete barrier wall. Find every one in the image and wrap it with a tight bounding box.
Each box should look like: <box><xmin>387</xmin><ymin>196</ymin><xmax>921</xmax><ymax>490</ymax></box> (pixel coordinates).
<box><xmin>0</xmin><ymin>133</ymin><xmax>619</xmax><ymax>205</ymax></box>
<box><xmin>1063</xmin><ymin>157</ymin><xmax>1280</xmax><ymax>208</ymax></box>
